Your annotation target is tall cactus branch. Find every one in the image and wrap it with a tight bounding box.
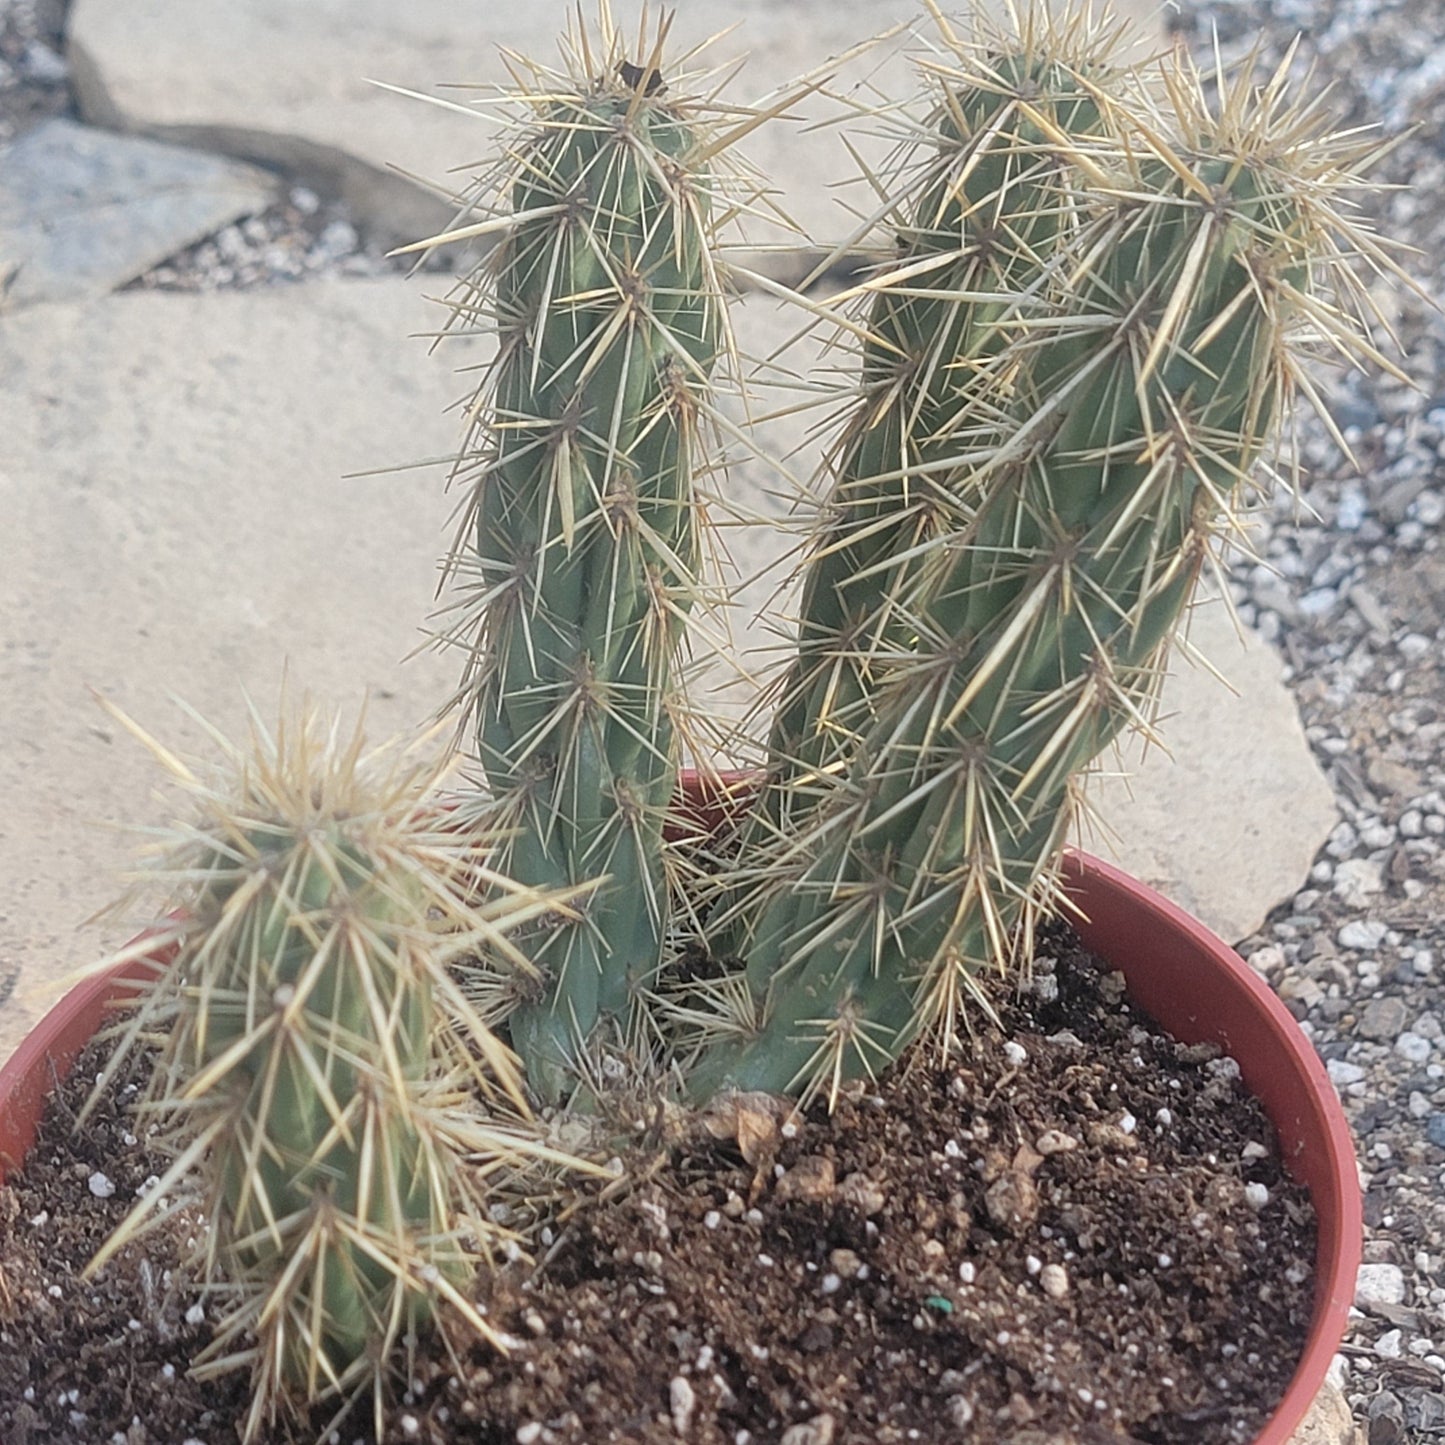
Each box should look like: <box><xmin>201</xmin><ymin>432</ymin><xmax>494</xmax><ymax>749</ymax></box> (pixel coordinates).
<box><xmin>432</xmin><ymin>15</ymin><xmax>744</xmax><ymax>1104</ymax></box>
<box><xmin>755</xmin><ymin>7</ymin><xmax>1129</xmax><ymax>845</ymax></box>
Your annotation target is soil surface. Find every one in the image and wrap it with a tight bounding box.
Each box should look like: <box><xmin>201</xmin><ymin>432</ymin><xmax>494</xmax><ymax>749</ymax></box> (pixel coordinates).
<box><xmin>0</xmin><ymin>932</ymin><xmax>1314</xmax><ymax>1445</ymax></box>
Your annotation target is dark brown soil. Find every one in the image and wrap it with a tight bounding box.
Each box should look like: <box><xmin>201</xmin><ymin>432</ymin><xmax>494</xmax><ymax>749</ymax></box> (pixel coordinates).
<box><xmin>0</xmin><ymin>931</ymin><xmax>1316</xmax><ymax>1445</ymax></box>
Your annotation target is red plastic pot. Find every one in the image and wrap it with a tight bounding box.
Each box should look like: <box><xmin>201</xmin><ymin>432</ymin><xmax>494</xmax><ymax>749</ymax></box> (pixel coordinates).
<box><xmin>0</xmin><ymin>781</ymin><xmax>1358</xmax><ymax>1444</ymax></box>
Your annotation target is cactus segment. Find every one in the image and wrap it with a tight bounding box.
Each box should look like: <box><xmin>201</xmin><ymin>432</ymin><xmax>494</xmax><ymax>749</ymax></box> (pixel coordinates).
<box><xmin>690</xmin><ymin>40</ymin><xmax>1395</xmax><ymax>1105</ymax></box>
<box><xmin>86</xmin><ymin>705</ymin><xmax>582</xmax><ymax>1439</ymax></box>
<box><xmin>757</xmin><ymin>15</ymin><xmax>1123</xmax><ymax>845</ymax></box>
<box><xmin>439</xmin><ymin>29</ymin><xmax>731</xmax><ymax>1104</ymax></box>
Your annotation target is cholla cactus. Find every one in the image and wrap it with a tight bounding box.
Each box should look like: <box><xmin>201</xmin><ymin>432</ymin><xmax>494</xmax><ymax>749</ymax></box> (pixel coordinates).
<box><xmin>426</xmin><ymin>9</ymin><xmax>754</xmax><ymax>1103</ymax></box>
<box><xmin>759</xmin><ymin>3</ymin><xmax>1128</xmax><ymax>837</ymax></box>
<box><xmin>685</xmin><ymin>25</ymin><xmax>1401</xmax><ymax>1104</ymax></box>
<box><xmin>85</xmin><ymin>703</ymin><xmax>585</xmax><ymax>1439</ymax></box>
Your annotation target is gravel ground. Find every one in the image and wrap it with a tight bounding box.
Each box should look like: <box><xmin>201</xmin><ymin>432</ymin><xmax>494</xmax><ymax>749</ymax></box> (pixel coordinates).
<box><xmin>0</xmin><ymin>0</ymin><xmax>418</xmax><ymax>288</ymax></box>
<box><xmin>0</xmin><ymin>0</ymin><xmax>68</xmax><ymax>144</ymax></box>
<box><xmin>4</xmin><ymin>0</ymin><xmax>1445</xmax><ymax>1437</ymax></box>
<box><xmin>1171</xmin><ymin>1</ymin><xmax>1445</xmax><ymax>1437</ymax></box>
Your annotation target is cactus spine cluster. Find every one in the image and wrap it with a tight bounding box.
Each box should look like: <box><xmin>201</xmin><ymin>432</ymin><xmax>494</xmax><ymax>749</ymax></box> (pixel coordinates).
<box><xmin>88</xmin><ymin>707</ymin><xmax>574</xmax><ymax>1439</ymax></box>
<box><xmin>687</xmin><ymin>25</ymin><xmax>1394</xmax><ymax>1103</ymax></box>
<box><xmin>439</xmin><ymin>19</ymin><xmax>732</xmax><ymax>1103</ymax></box>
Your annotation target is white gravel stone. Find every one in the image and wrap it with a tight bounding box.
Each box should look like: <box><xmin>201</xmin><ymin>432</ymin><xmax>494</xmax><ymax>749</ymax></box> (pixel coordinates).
<box><xmin>1415</xmin><ymin>490</ymin><xmax>1445</xmax><ymax>525</ymax></box>
<box><xmin>1355</xmin><ymin>1263</ymin><xmax>1407</xmax><ymax>1308</ymax></box>
<box><xmin>1327</xmin><ymin>1059</ymin><xmax>1366</xmax><ymax>1087</ymax></box>
<box><xmin>1334</xmin><ymin>860</ymin><xmax>1386</xmax><ymax>906</ymax></box>
<box><xmin>21</xmin><ymin>41</ymin><xmax>69</xmax><ymax>84</ymax></box>
<box><xmin>947</xmin><ymin>1395</ymin><xmax>976</xmax><ymax>1428</ymax></box>
<box><xmin>671</xmin><ymin>1376</ymin><xmax>698</xmax><ymax>1436</ymax></box>
<box><xmin>87</xmin><ymin>1171</ymin><xmax>116</xmax><ymax>1199</ymax></box>
<box><xmin>1247</xmin><ymin>944</ymin><xmax>1287</xmax><ymax>975</ymax></box>
<box><xmin>1395</xmin><ymin>1032</ymin><xmax>1433</xmax><ymax>1063</ymax></box>
<box><xmin>1338</xmin><ymin>920</ymin><xmax>1389</xmax><ymax>950</ymax></box>
<box><xmin>1376</xmin><ymin>1329</ymin><xmax>1405</xmax><ymax>1359</ymax></box>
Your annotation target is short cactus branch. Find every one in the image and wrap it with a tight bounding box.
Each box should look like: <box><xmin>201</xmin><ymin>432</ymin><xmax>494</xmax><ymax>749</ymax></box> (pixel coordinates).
<box><xmin>85</xmin><ymin>702</ymin><xmax>585</xmax><ymax>1439</ymax></box>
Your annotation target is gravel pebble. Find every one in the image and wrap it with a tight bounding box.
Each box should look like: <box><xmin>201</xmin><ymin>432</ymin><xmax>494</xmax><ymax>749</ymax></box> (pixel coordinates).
<box><xmin>1358</xmin><ymin>996</ymin><xmax>1410</xmax><ymax>1039</ymax></box>
<box><xmin>1356</xmin><ymin>1263</ymin><xmax>1408</xmax><ymax>1309</ymax></box>
<box><xmin>1338</xmin><ymin>920</ymin><xmax>1389</xmax><ymax>951</ymax></box>
<box><xmin>1376</xmin><ymin>1329</ymin><xmax>1405</xmax><ymax>1360</ymax></box>
<box><xmin>1040</xmin><ymin>1263</ymin><xmax>1069</xmax><ymax>1299</ymax></box>
<box><xmin>1333</xmin><ymin>858</ymin><xmax>1385</xmax><ymax>906</ymax></box>
<box><xmin>1395</xmin><ymin>1032</ymin><xmax>1434</xmax><ymax>1064</ymax></box>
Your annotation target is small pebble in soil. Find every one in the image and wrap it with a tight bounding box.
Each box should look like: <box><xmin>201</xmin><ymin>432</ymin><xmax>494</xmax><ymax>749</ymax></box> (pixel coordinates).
<box><xmin>1040</xmin><ymin>1263</ymin><xmax>1069</xmax><ymax>1298</ymax></box>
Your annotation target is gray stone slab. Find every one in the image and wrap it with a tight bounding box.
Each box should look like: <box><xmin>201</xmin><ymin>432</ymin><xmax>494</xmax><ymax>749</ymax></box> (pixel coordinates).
<box><xmin>0</xmin><ymin>278</ymin><xmax>473</xmax><ymax>1063</ymax></box>
<box><xmin>0</xmin><ymin>117</ymin><xmax>276</xmax><ymax>307</ymax></box>
<box><xmin>68</xmin><ymin>0</ymin><xmax>1168</xmax><ymax>267</ymax></box>
<box><xmin>1079</xmin><ymin>597</ymin><xmax>1338</xmax><ymax>944</ymax></box>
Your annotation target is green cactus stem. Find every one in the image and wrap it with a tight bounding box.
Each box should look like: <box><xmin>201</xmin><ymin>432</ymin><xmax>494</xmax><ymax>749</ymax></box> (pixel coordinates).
<box><xmin>756</xmin><ymin>7</ymin><xmax>1126</xmax><ymax>843</ymax></box>
<box><xmin>431</xmin><ymin>21</ymin><xmax>738</xmax><ymax>1104</ymax></box>
<box><xmin>689</xmin><ymin>40</ymin><xmax>1400</xmax><ymax>1105</ymax></box>
<box><xmin>85</xmin><ymin>703</ymin><xmax>584</xmax><ymax>1440</ymax></box>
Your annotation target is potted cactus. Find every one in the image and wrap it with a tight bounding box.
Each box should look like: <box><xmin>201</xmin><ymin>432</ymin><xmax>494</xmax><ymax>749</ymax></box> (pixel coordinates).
<box><xmin>0</xmin><ymin>3</ymin><xmax>1402</xmax><ymax>1440</ymax></box>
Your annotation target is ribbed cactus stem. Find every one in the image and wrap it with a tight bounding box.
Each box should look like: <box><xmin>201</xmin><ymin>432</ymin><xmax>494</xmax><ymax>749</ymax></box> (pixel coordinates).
<box><xmin>193</xmin><ymin>829</ymin><xmax>446</xmax><ymax>1388</ymax></box>
<box><xmin>445</xmin><ymin>45</ymin><xmax>726</xmax><ymax>1101</ymax></box>
<box><xmin>691</xmin><ymin>50</ymin><xmax>1382</xmax><ymax>1103</ymax></box>
<box><xmin>759</xmin><ymin>23</ymin><xmax>1117</xmax><ymax>840</ymax></box>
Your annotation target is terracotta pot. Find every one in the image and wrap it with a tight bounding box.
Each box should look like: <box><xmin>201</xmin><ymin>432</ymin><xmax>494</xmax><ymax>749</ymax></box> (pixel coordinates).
<box><xmin>0</xmin><ymin>780</ymin><xmax>1358</xmax><ymax>1444</ymax></box>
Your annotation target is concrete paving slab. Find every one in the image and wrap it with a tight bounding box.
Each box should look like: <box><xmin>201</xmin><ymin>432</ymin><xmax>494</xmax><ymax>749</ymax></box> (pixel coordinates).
<box><xmin>0</xmin><ymin>117</ymin><xmax>276</xmax><ymax>307</ymax></box>
<box><xmin>1079</xmin><ymin>598</ymin><xmax>1338</xmax><ymax>944</ymax></box>
<box><xmin>0</xmin><ymin>278</ymin><xmax>473</xmax><ymax>1063</ymax></box>
<box><xmin>0</xmin><ymin>275</ymin><xmax>1331</xmax><ymax>1071</ymax></box>
<box><xmin>68</xmin><ymin>0</ymin><xmax>1170</xmax><ymax>268</ymax></box>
